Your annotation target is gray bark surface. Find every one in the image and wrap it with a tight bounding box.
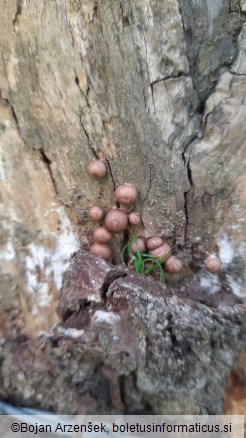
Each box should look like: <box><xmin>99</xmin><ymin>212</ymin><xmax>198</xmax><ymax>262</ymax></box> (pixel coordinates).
<box><xmin>2</xmin><ymin>252</ymin><xmax>245</xmax><ymax>414</ymax></box>
<box><xmin>0</xmin><ymin>0</ymin><xmax>245</xmax><ymax>414</ymax></box>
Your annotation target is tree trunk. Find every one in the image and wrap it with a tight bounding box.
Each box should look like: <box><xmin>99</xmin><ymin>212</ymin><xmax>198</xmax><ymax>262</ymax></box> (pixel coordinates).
<box><xmin>0</xmin><ymin>0</ymin><xmax>245</xmax><ymax>414</ymax></box>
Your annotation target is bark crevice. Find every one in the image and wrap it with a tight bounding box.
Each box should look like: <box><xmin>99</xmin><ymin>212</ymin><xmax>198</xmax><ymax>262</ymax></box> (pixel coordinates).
<box><xmin>183</xmin><ymin>153</ymin><xmax>194</xmax><ymax>244</ymax></box>
<box><xmin>10</xmin><ymin>104</ymin><xmax>25</xmax><ymax>144</ymax></box>
<box><xmin>105</xmin><ymin>158</ymin><xmax>116</xmax><ymax>193</ymax></box>
<box><xmin>13</xmin><ymin>0</ymin><xmax>23</xmax><ymax>27</ymax></box>
<box><xmin>39</xmin><ymin>149</ymin><xmax>59</xmax><ymax>198</ymax></box>
<box><xmin>150</xmin><ymin>73</ymin><xmax>189</xmax><ymax>87</ymax></box>
<box><xmin>79</xmin><ymin>117</ymin><xmax>98</xmax><ymax>159</ymax></box>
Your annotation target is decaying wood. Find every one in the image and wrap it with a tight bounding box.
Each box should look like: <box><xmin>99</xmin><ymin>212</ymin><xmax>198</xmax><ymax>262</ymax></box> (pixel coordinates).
<box><xmin>0</xmin><ymin>0</ymin><xmax>246</xmax><ymax>413</ymax></box>
<box><xmin>1</xmin><ymin>252</ymin><xmax>245</xmax><ymax>414</ymax></box>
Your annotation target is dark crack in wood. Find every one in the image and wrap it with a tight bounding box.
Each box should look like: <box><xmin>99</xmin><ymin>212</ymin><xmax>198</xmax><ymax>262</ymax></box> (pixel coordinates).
<box><xmin>10</xmin><ymin>105</ymin><xmax>25</xmax><ymax>144</ymax></box>
<box><xmin>79</xmin><ymin>117</ymin><xmax>98</xmax><ymax>159</ymax></box>
<box><xmin>105</xmin><ymin>158</ymin><xmax>116</xmax><ymax>193</ymax></box>
<box><xmin>39</xmin><ymin>149</ymin><xmax>59</xmax><ymax>197</ymax></box>
<box><xmin>13</xmin><ymin>0</ymin><xmax>23</xmax><ymax>27</ymax></box>
<box><xmin>182</xmin><ymin>151</ymin><xmax>194</xmax><ymax>244</ymax></box>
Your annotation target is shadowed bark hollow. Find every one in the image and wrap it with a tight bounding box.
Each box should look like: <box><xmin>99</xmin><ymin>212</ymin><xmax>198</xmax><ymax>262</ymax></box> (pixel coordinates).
<box><xmin>0</xmin><ymin>0</ymin><xmax>245</xmax><ymax>414</ymax></box>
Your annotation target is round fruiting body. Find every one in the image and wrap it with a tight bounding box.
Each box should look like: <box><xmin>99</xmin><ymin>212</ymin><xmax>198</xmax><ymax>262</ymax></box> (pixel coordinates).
<box><xmin>165</xmin><ymin>255</ymin><xmax>183</xmax><ymax>273</ymax></box>
<box><xmin>204</xmin><ymin>255</ymin><xmax>221</xmax><ymax>273</ymax></box>
<box><xmin>128</xmin><ymin>212</ymin><xmax>142</xmax><ymax>226</ymax></box>
<box><xmin>105</xmin><ymin>209</ymin><xmax>128</xmax><ymax>233</ymax></box>
<box><xmin>93</xmin><ymin>227</ymin><xmax>112</xmax><ymax>244</ymax></box>
<box><xmin>88</xmin><ymin>206</ymin><xmax>104</xmax><ymax>222</ymax></box>
<box><xmin>90</xmin><ymin>243</ymin><xmax>112</xmax><ymax>260</ymax></box>
<box><xmin>149</xmin><ymin>242</ymin><xmax>171</xmax><ymax>262</ymax></box>
<box><xmin>115</xmin><ymin>183</ymin><xmax>138</xmax><ymax>205</ymax></box>
<box><xmin>146</xmin><ymin>236</ymin><xmax>164</xmax><ymax>251</ymax></box>
<box><xmin>86</xmin><ymin>159</ymin><xmax>107</xmax><ymax>179</ymax></box>
<box><xmin>130</xmin><ymin>238</ymin><xmax>146</xmax><ymax>254</ymax></box>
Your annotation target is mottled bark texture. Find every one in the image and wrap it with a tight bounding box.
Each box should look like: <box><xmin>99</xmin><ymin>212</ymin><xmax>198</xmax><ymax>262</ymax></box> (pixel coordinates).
<box><xmin>0</xmin><ymin>251</ymin><xmax>245</xmax><ymax>414</ymax></box>
<box><xmin>0</xmin><ymin>0</ymin><xmax>246</xmax><ymax>414</ymax></box>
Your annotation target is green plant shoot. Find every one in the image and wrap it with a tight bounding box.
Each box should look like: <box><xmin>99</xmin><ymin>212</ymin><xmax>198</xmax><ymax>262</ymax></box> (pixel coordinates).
<box><xmin>120</xmin><ymin>237</ymin><xmax>166</xmax><ymax>282</ymax></box>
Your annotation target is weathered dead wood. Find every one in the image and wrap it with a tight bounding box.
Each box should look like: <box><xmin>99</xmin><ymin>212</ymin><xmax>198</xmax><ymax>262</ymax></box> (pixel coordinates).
<box><xmin>0</xmin><ymin>0</ymin><xmax>246</xmax><ymax>414</ymax></box>
<box><xmin>1</xmin><ymin>252</ymin><xmax>245</xmax><ymax>414</ymax></box>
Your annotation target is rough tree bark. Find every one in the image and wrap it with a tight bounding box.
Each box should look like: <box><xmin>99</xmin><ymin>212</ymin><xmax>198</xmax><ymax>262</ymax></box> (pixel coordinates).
<box><xmin>0</xmin><ymin>0</ymin><xmax>245</xmax><ymax>414</ymax></box>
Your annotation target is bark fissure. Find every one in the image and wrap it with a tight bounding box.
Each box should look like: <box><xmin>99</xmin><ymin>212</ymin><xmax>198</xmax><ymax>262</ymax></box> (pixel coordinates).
<box><xmin>74</xmin><ymin>69</ymin><xmax>89</xmax><ymax>103</ymax></box>
<box><xmin>92</xmin><ymin>1</ymin><xmax>98</xmax><ymax>22</ymax></box>
<box><xmin>105</xmin><ymin>158</ymin><xmax>116</xmax><ymax>192</ymax></box>
<box><xmin>79</xmin><ymin>117</ymin><xmax>98</xmax><ymax>159</ymax></box>
<box><xmin>182</xmin><ymin>151</ymin><xmax>194</xmax><ymax>244</ymax></box>
<box><xmin>150</xmin><ymin>73</ymin><xmax>190</xmax><ymax>87</ymax></box>
<box><xmin>231</xmin><ymin>71</ymin><xmax>246</xmax><ymax>76</ymax></box>
<box><xmin>10</xmin><ymin>104</ymin><xmax>25</xmax><ymax>144</ymax></box>
<box><xmin>39</xmin><ymin>149</ymin><xmax>59</xmax><ymax>197</ymax></box>
<box><xmin>101</xmin><ymin>268</ymin><xmax>127</xmax><ymax>302</ymax></box>
<box><xmin>13</xmin><ymin>0</ymin><xmax>23</xmax><ymax>27</ymax></box>
<box><xmin>74</xmin><ymin>71</ymin><xmax>99</xmax><ymax>161</ymax></box>
<box><xmin>150</xmin><ymin>83</ymin><xmax>155</xmax><ymax>112</ymax></box>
